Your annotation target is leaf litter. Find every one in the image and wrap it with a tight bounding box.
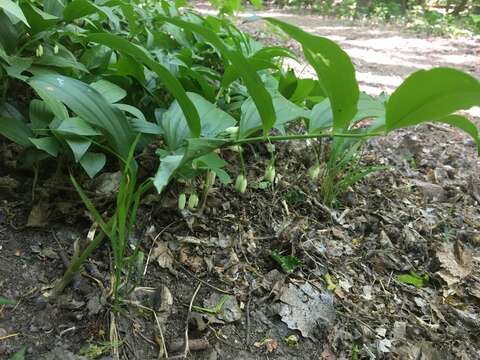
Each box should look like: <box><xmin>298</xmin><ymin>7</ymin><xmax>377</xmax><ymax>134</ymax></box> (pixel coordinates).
<box><xmin>1</xmin><ymin>15</ymin><xmax>480</xmax><ymax>360</ymax></box>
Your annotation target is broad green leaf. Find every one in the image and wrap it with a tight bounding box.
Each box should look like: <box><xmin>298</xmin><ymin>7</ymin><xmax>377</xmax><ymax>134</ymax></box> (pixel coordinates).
<box><xmin>153</xmin><ymin>154</ymin><xmax>183</xmax><ymax>194</ymax></box>
<box><xmin>181</xmin><ymin>67</ymin><xmax>216</xmax><ymax>102</ymax></box>
<box><xmin>193</xmin><ymin>152</ymin><xmax>231</xmax><ymax>184</ymax></box>
<box><xmin>0</xmin><ymin>0</ymin><xmax>29</xmax><ymax>26</ymax></box>
<box><xmin>398</xmin><ymin>272</ymin><xmax>428</xmax><ymax>288</ymax></box>
<box><xmin>0</xmin><ymin>103</ymin><xmax>23</xmax><ymax>120</ymax></box>
<box><xmin>65</xmin><ymin>137</ymin><xmax>91</xmax><ymax>162</ymax></box>
<box><xmin>222</xmin><ymin>57</ymin><xmax>275</xmax><ymax>89</ymax></box>
<box><xmin>290</xmin><ymin>78</ymin><xmax>316</xmax><ymax>105</ymax></box>
<box><xmin>0</xmin><ymin>43</ymin><xmax>8</xmax><ymax>62</ymax></box>
<box><xmin>253</xmin><ymin>46</ymin><xmax>296</xmax><ymax>62</ymax></box>
<box><xmin>29</xmin><ymin>74</ymin><xmax>133</xmax><ymax>159</ymax></box>
<box><xmin>159</xmin><ymin>16</ymin><xmax>275</xmax><ymax>135</ymax></box>
<box><xmin>114</xmin><ymin>104</ymin><xmax>146</xmax><ymax>121</ymax></box>
<box><xmin>182</xmin><ymin>138</ymin><xmax>229</xmax><ymax>164</ymax></box>
<box><xmin>98</xmin><ymin>5</ymin><xmax>120</xmax><ymax>30</ymax></box>
<box><xmin>80</xmin><ymin>45</ymin><xmax>112</xmax><ymax>71</ymax></box>
<box><xmin>0</xmin><ymin>117</ymin><xmax>34</xmax><ymax>147</ymax></box>
<box><xmin>43</xmin><ymin>0</ymin><xmax>65</xmax><ymax>17</ymax></box>
<box><xmin>29</xmin><ymin>99</ymin><xmax>54</xmax><ymax>133</ymax></box>
<box><xmin>29</xmin><ymin>84</ymin><xmax>69</xmax><ymax>121</ymax></box>
<box><xmin>9</xmin><ymin>346</ymin><xmax>26</xmax><ymax>360</ymax></box>
<box><xmin>436</xmin><ymin>114</ymin><xmax>480</xmax><ymax>153</ymax></box>
<box><xmin>87</xmin><ymin>32</ymin><xmax>200</xmax><ymax>137</ymax></box>
<box><xmin>90</xmin><ymin>80</ymin><xmax>126</xmax><ymax>103</ymax></box>
<box><xmin>309</xmin><ymin>93</ymin><xmax>385</xmax><ymax>133</ymax></box>
<box><xmin>112</xmin><ymin>54</ymin><xmax>145</xmax><ymax>83</ymax></box>
<box><xmin>352</xmin><ymin>93</ymin><xmax>385</xmax><ymax>123</ymax></box>
<box><xmin>80</xmin><ymin>152</ymin><xmax>106</xmax><ymax>178</ymax></box>
<box><xmin>56</xmin><ymin>117</ymin><xmax>102</xmax><ymax>136</ymax></box>
<box><xmin>0</xmin><ymin>11</ymin><xmax>19</xmax><ymax>52</ymax></box>
<box><xmin>21</xmin><ymin>3</ymin><xmax>58</xmax><ymax>34</ymax></box>
<box><xmin>240</xmin><ymin>92</ymin><xmax>308</xmax><ymax>138</ymax></box>
<box><xmin>250</xmin><ymin>0</ymin><xmax>262</xmax><ymax>10</ymax></box>
<box><xmin>193</xmin><ymin>152</ymin><xmax>227</xmax><ymax>170</ymax></box>
<box><xmin>63</xmin><ymin>0</ymin><xmax>103</xmax><ymax>21</ymax></box>
<box><xmin>29</xmin><ymin>136</ymin><xmax>60</xmax><ymax>156</ymax></box>
<box><xmin>35</xmin><ymin>55</ymin><xmax>88</xmax><ymax>72</ymax></box>
<box><xmin>0</xmin><ymin>296</ymin><xmax>15</xmax><ymax>305</ymax></box>
<box><xmin>162</xmin><ymin>92</ymin><xmax>236</xmax><ymax>150</ymax></box>
<box><xmin>386</xmin><ymin>68</ymin><xmax>480</xmax><ymax>131</ymax></box>
<box><xmin>4</xmin><ymin>56</ymin><xmax>32</xmax><ymax>80</ymax></box>
<box><xmin>63</xmin><ymin>0</ymin><xmax>103</xmax><ymax>22</ymax></box>
<box><xmin>279</xmin><ymin>69</ymin><xmax>299</xmax><ymax>99</ymax></box>
<box><xmin>131</xmin><ymin>119</ymin><xmax>163</xmax><ymax>135</ymax></box>
<box><xmin>265</xmin><ymin>18</ymin><xmax>358</xmax><ymax>131</ymax></box>
<box><xmin>120</xmin><ymin>3</ymin><xmax>139</xmax><ymax>36</ymax></box>
<box><xmin>153</xmin><ymin>138</ymin><xmax>229</xmax><ymax>193</ymax></box>
<box><xmin>309</xmin><ymin>98</ymin><xmax>333</xmax><ymax>132</ymax></box>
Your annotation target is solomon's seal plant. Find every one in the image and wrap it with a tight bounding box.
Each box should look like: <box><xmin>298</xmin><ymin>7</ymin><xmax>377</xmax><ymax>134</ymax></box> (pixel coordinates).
<box><xmin>0</xmin><ymin>0</ymin><xmax>479</xmax><ymax>300</ymax></box>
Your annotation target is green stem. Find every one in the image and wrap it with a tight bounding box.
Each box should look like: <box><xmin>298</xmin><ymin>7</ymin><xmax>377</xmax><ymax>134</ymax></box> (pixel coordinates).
<box><xmin>50</xmin><ymin>229</ymin><xmax>107</xmax><ymax>298</ymax></box>
<box><xmin>1</xmin><ymin>78</ymin><xmax>9</xmax><ymax>103</ymax></box>
<box><xmin>230</xmin><ymin>131</ymin><xmax>384</xmax><ymax>146</ymax></box>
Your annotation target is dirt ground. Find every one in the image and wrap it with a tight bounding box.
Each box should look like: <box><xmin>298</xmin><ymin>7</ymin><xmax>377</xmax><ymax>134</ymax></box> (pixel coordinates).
<box><xmin>1</xmin><ymin>5</ymin><xmax>480</xmax><ymax>360</ymax></box>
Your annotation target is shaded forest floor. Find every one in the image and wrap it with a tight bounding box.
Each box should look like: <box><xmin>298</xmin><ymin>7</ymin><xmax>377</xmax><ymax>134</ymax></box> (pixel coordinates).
<box><xmin>1</xmin><ymin>5</ymin><xmax>479</xmax><ymax>360</ymax></box>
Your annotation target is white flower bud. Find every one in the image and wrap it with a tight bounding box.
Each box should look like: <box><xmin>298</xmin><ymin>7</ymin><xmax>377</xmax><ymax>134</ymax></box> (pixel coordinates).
<box><xmin>308</xmin><ymin>164</ymin><xmax>321</xmax><ymax>180</ymax></box>
<box><xmin>206</xmin><ymin>171</ymin><xmax>216</xmax><ymax>187</ymax></box>
<box><xmin>188</xmin><ymin>193</ymin><xmax>199</xmax><ymax>209</ymax></box>
<box><xmin>264</xmin><ymin>164</ymin><xmax>275</xmax><ymax>182</ymax></box>
<box><xmin>235</xmin><ymin>175</ymin><xmax>247</xmax><ymax>193</ymax></box>
<box><xmin>36</xmin><ymin>44</ymin><xmax>43</xmax><ymax>57</ymax></box>
<box><xmin>178</xmin><ymin>193</ymin><xmax>186</xmax><ymax>210</ymax></box>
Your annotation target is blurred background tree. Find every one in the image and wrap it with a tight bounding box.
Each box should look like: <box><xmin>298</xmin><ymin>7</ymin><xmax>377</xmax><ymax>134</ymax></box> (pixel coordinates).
<box><xmin>262</xmin><ymin>0</ymin><xmax>480</xmax><ymax>35</ymax></box>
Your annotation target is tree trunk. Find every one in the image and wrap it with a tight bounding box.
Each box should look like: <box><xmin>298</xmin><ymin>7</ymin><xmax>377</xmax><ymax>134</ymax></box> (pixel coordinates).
<box><xmin>399</xmin><ymin>0</ymin><xmax>409</xmax><ymax>14</ymax></box>
<box><xmin>452</xmin><ymin>0</ymin><xmax>468</xmax><ymax>15</ymax></box>
<box><xmin>354</xmin><ymin>0</ymin><xmax>371</xmax><ymax>17</ymax></box>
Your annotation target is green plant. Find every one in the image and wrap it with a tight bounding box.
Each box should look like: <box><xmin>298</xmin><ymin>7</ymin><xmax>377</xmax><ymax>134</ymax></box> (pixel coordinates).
<box><xmin>271</xmin><ymin>249</ymin><xmax>301</xmax><ymax>273</ymax></box>
<box><xmin>307</xmin><ymin>92</ymin><xmax>389</xmax><ymax>205</ymax></box>
<box><xmin>52</xmin><ymin>136</ymin><xmax>151</xmax><ymax>300</ymax></box>
<box><xmin>0</xmin><ymin>0</ymin><xmax>479</xmax><ymax>298</ymax></box>
<box><xmin>397</xmin><ymin>271</ymin><xmax>429</xmax><ymax>287</ymax></box>
<box><xmin>8</xmin><ymin>347</ymin><xmax>26</xmax><ymax>360</ymax></box>
<box><xmin>0</xmin><ymin>296</ymin><xmax>16</xmax><ymax>305</ymax></box>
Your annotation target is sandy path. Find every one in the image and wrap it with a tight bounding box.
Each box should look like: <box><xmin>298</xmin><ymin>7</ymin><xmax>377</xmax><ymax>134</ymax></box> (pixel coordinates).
<box><xmin>194</xmin><ymin>4</ymin><xmax>480</xmax><ymax>117</ymax></box>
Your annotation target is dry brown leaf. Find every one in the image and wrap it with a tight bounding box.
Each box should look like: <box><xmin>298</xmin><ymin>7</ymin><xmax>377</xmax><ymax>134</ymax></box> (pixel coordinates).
<box><xmin>152</xmin><ymin>242</ymin><xmax>174</xmax><ymax>271</ymax></box>
<box><xmin>27</xmin><ymin>202</ymin><xmax>50</xmax><ymax>227</ymax></box>
<box><xmin>254</xmin><ymin>338</ymin><xmax>278</xmax><ymax>353</ymax></box>
<box><xmin>156</xmin><ymin>285</ymin><xmax>173</xmax><ymax>313</ymax></box>
<box><xmin>320</xmin><ymin>346</ymin><xmax>337</xmax><ymax>360</ymax></box>
<box><xmin>178</xmin><ymin>247</ymin><xmax>204</xmax><ymax>272</ymax></box>
<box><xmin>435</xmin><ymin>241</ymin><xmax>472</xmax><ymax>287</ymax></box>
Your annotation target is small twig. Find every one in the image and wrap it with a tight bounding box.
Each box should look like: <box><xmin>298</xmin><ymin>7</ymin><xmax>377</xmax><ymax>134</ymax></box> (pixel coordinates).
<box><xmin>59</xmin><ymin>327</ymin><xmax>76</xmax><ymax>337</ymax></box>
<box><xmin>336</xmin><ymin>307</ymin><xmax>382</xmax><ymax>339</ymax></box>
<box><xmin>168</xmin><ymin>339</ymin><xmax>209</xmax><ymax>353</ymax></box>
<box><xmin>163</xmin><ymin>283</ymin><xmax>205</xmax><ymax>358</ymax></box>
<box><xmin>183</xmin><ymin>283</ymin><xmax>202</xmax><ymax>358</ymax></box>
<box><xmin>0</xmin><ymin>333</ymin><xmax>19</xmax><ymax>341</ymax></box>
<box><xmin>180</xmin><ymin>266</ymin><xmax>233</xmax><ymax>295</ymax></box>
<box><xmin>110</xmin><ymin>312</ymin><xmax>120</xmax><ymax>360</ymax></box>
<box><xmin>144</xmin><ymin>222</ymin><xmax>179</xmax><ymax>276</ymax></box>
<box><xmin>153</xmin><ymin>311</ymin><xmax>168</xmax><ymax>358</ymax></box>
<box><xmin>245</xmin><ymin>290</ymin><xmax>253</xmax><ymax>346</ymax></box>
